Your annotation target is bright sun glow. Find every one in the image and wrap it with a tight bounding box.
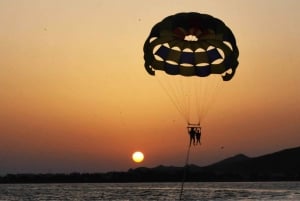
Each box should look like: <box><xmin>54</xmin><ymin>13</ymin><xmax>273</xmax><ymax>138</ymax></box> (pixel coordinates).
<box><xmin>132</xmin><ymin>151</ymin><xmax>144</xmax><ymax>163</ymax></box>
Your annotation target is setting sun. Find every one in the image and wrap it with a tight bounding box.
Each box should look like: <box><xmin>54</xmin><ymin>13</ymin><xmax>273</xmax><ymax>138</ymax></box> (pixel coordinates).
<box><xmin>132</xmin><ymin>151</ymin><xmax>144</xmax><ymax>163</ymax></box>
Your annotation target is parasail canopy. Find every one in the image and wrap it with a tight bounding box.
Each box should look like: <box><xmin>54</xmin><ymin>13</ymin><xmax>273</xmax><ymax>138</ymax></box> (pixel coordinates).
<box><xmin>143</xmin><ymin>12</ymin><xmax>239</xmax><ymax>81</ymax></box>
<box><xmin>143</xmin><ymin>12</ymin><xmax>239</xmax><ymax>125</ymax></box>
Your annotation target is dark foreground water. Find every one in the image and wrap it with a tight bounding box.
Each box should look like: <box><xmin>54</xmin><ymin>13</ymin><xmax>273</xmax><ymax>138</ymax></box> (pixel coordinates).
<box><xmin>0</xmin><ymin>182</ymin><xmax>299</xmax><ymax>200</ymax></box>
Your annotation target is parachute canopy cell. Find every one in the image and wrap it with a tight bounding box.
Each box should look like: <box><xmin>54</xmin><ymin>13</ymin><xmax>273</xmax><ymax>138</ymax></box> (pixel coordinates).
<box><xmin>143</xmin><ymin>12</ymin><xmax>239</xmax><ymax>81</ymax></box>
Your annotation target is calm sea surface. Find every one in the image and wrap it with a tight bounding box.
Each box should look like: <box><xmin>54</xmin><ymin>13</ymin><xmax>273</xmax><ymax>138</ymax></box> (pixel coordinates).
<box><xmin>0</xmin><ymin>182</ymin><xmax>299</xmax><ymax>201</ymax></box>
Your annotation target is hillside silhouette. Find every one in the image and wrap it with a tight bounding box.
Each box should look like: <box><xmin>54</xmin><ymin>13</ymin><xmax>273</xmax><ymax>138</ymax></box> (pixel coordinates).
<box><xmin>1</xmin><ymin>146</ymin><xmax>299</xmax><ymax>183</ymax></box>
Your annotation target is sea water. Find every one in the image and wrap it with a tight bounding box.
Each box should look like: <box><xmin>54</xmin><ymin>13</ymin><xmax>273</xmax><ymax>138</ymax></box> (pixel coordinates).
<box><xmin>0</xmin><ymin>182</ymin><xmax>299</xmax><ymax>200</ymax></box>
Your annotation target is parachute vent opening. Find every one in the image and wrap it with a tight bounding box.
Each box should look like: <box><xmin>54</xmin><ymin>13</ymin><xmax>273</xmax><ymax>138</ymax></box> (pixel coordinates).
<box><xmin>182</xmin><ymin>48</ymin><xmax>193</xmax><ymax>52</ymax></box>
<box><xmin>195</xmin><ymin>48</ymin><xmax>206</xmax><ymax>52</ymax></box>
<box><xmin>166</xmin><ymin>60</ymin><xmax>179</xmax><ymax>65</ymax></box>
<box><xmin>184</xmin><ymin>34</ymin><xmax>198</xmax><ymax>41</ymax></box>
<box><xmin>196</xmin><ymin>63</ymin><xmax>210</xmax><ymax>67</ymax></box>
<box><xmin>207</xmin><ymin>46</ymin><xmax>214</xmax><ymax>50</ymax></box>
<box><xmin>153</xmin><ymin>45</ymin><xmax>161</xmax><ymax>55</ymax></box>
<box><xmin>149</xmin><ymin>37</ymin><xmax>157</xmax><ymax>43</ymax></box>
<box><xmin>171</xmin><ymin>46</ymin><xmax>181</xmax><ymax>51</ymax></box>
<box><xmin>224</xmin><ymin>41</ymin><xmax>233</xmax><ymax>51</ymax></box>
<box><xmin>154</xmin><ymin>55</ymin><xmax>164</xmax><ymax>61</ymax></box>
<box><xmin>222</xmin><ymin>68</ymin><xmax>233</xmax><ymax>77</ymax></box>
<box><xmin>180</xmin><ymin>63</ymin><xmax>194</xmax><ymax>67</ymax></box>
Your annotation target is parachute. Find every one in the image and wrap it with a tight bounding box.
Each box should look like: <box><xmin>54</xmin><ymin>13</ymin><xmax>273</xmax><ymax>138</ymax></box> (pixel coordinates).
<box><xmin>143</xmin><ymin>12</ymin><xmax>239</xmax><ymax>126</ymax></box>
<box><xmin>143</xmin><ymin>13</ymin><xmax>239</xmax><ymax>199</ymax></box>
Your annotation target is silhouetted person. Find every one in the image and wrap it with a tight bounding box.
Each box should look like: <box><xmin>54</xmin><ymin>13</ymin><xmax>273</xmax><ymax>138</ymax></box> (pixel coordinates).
<box><xmin>188</xmin><ymin>127</ymin><xmax>196</xmax><ymax>146</ymax></box>
<box><xmin>195</xmin><ymin>127</ymin><xmax>201</xmax><ymax>145</ymax></box>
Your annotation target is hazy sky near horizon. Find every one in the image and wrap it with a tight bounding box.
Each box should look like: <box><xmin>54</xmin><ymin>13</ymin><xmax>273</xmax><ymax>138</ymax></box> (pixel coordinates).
<box><xmin>0</xmin><ymin>0</ymin><xmax>300</xmax><ymax>174</ymax></box>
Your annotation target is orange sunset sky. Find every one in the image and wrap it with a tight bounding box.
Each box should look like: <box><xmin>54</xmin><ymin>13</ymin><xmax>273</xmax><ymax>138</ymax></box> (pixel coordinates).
<box><xmin>0</xmin><ymin>0</ymin><xmax>299</xmax><ymax>174</ymax></box>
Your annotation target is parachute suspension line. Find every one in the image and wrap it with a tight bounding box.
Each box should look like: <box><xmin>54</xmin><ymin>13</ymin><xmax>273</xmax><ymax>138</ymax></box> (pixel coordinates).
<box><xmin>155</xmin><ymin>75</ymin><xmax>190</xmax><ymax>124</ymax></box>
<box><xmin>197</xmin><ymin>75</ymin><xmax>223</xmax><ymax>124</ymax></box>
<box><xmin>175</xmin><ymin>76</ymin><xmax>190</xmax><ymax>123</ymax></box>
<box><xmin>179</xmin><ymin>138</ymin><xmax>192</xmax><ymax>200</ymax></box>
<box><xmin>204</xmin><ymin>76</ymin><xmax>223</xmax><ymax>123</ymax></box>
<box><xmin>182</xmin><ymin>77</ymin><xmax>193</xmax><ymax>123</ymax></box>
<box><xmin>156</xmin><ymin>72</ymin><xmax>223</xmax><ymax>126</ymax></box>
<box><xmin>198</xmin><ymin>77</ymin><xmax>207</xmax><ymax>124</ymax></box>
<box><xmin>192</xmin><ymin>77</ymin><xmax>201</xmax><ymax>125</ymax></box>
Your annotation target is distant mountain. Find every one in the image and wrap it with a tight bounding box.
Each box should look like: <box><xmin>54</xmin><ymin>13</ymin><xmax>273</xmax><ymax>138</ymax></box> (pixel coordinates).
<box><xmin>201</xmin><ymin>146</ymin><xmax>300</xmax><ymax>181</ymax></box>
<box><xmin>209</xmin><ymin>153</ymin><xmax>250</xmax><ymax>168</ymax></box>
<box><xmin>1</xmin><ymin>146</ymin><xmax>299</xmax><ymax>183</ymax></box>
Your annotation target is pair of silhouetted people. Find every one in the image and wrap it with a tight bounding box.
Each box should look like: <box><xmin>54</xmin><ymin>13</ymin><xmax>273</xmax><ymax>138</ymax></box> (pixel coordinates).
<box><xmin>188</xmin><ymin>127</ymin><xmax>201</xmax><ymax>146</ymax></box>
